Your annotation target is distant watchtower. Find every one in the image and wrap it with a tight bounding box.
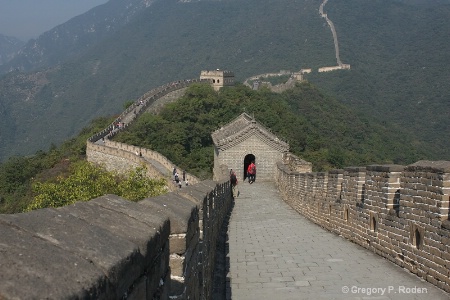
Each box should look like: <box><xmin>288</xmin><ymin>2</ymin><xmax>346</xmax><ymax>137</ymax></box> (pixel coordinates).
<box><xmin>200</xmin><ymin>69</ymin><xmax>235</xmax><ymax>91</ymax></box>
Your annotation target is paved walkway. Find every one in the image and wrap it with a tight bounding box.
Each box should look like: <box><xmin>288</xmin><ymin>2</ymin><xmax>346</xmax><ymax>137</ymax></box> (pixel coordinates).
<box><xmin>227</xmin><ymin>182</ymin><xmax>449</xmax><ymax>300</ymax></box>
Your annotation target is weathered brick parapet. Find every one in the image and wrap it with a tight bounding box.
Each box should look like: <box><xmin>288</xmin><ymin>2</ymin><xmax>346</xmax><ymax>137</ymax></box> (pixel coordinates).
<box><xmin>0</xmin><ymin>179</ymin><xmax>233</xmax><ymax>299</ymax></box>
<box><xmin>86</xmin><ymin>140</ymin><xmax>200</xmax><ymax>191</ymax></box>
<box><xmin>276</xmin><ymin>160</ymin><xmax>450</xmax><ymax>293</ymax></box>
<box><xmin>0</xmin><ymin>195</ymin><xmax>171</xmax><ymax>299</ymax></box>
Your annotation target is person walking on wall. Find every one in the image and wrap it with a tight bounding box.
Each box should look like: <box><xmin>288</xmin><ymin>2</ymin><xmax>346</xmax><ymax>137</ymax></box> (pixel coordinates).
<box><xmin>173</xmin><ymin>167</ymin><xmax>177</xmax><ymax>176</ymax></box>
<box><xmin>247</xmin><ymin>161</ymin><xmax>256</xmax><ymax>184</ymax></box>
<box><xmin>230</xmin><ymin>169</ymin><xmax>239</xmax><ymax>198</ymax></box>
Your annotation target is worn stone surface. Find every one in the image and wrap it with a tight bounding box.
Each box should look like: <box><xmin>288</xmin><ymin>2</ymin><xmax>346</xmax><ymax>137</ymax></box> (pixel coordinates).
<box><xmin>228</xmin><ymin>181</ymin><xmax>450</xmax><ymax>299</ymax></box>
<box><xmin>0</xmin><ymin>214</ymin><xmax>114</xmax><ymax>299</ymax></box>
<box><xmin>0</xmin><ymin>195</ymin><xmax>172</xmax><ymax>299</ymax></box>
<box><xmin>140</xmin><ymin>193</ymin><xmax>198</xmax><ymax>235</ymax></box>
<box><xmin>1</xmin><ymin>207</ymin><xmax>144</xmax><ymax>298</ymax></box>
<box><xmin>58</xmin><ymin>199</ymin><xmax>160</xmax><ymax>263</ymax></box>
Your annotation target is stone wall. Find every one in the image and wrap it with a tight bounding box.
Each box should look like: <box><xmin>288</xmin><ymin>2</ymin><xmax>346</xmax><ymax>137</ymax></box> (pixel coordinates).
<box><xmin>276</xmin><ymin>160</ymin><xmax>450</xmax><ymax>293</ymax></box>
<box><xmin>86</xmin><ymin>78</ymin><xmax>204</xmax><ymax>190</ymax></box>
<box><xmin>2</xmin><ymin>68</ymin><xmax>232</xmax><ymax>298</ymax></box>
<box><xmin>86</xmin><ymin>141</ymin><xmax>199</xmax><ymax>191</ymax></box>
<box><xmin>0</xmin><ymin>178</ymin><xmax>233</xmax><ymax>299</ymax></box>
<box><xmin>0</xmin><ymin>194</ymin><xmax>171</xmax><ymax>299</ymax></box>
<box><xmin>88</xmin><ymin>79</ymin><xmax>207</xmax><ymax>144</ymax></box>
<box><xmin>88</xmin><ymin>141</ymin><xmax>198</xmax><ymax>179</ymax></box>
<box><xmin>243</xmin><ymin>70</ymin><xmax>304</xmax><ymax>93</ymax></box>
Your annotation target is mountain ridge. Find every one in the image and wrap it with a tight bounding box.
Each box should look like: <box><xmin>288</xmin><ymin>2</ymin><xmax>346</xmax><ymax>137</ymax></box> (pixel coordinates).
<box><xmin>0</xmin><ymin>0</ymin><xmax>448</xmax><ymax>162</ymax></box>
<box><xmin>0</xmin><ymin>35</ymin><xmax>25</xmax><ymax>66</ymax></box>
<box><xmin>0</xmin><ymin>0</ymin><xmax>155</xmax><ymax>75</ymax></box>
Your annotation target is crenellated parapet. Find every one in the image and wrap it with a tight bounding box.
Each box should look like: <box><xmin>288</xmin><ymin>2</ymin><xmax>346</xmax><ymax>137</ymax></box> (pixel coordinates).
<box><xmin>276</xmin><ymin>160</ymin><xmax>450</xmax><ymax>293</ymax></box>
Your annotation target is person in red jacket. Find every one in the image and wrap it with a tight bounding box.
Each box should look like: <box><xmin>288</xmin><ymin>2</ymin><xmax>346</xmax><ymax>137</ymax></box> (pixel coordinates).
<box><xmin>247</xmin><ymin>162</ymin><xmax>256</xmax><ymax>184</ymax></box>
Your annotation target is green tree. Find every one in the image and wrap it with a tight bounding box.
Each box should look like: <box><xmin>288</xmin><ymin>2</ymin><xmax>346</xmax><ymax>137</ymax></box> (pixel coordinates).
<box><xmin>117</xmin><ymin>166</ymin><xmax>167</xmax><ymax>201</ymax></box>
<box><xmin>27</xmin><ymin>161</ymin><xmax>117</xmax><ymax>210</ymax></box>
<box><xmin>26</xmin><ymin>162</ymin><xmax>167</xmax><ymax>211</ymax></box>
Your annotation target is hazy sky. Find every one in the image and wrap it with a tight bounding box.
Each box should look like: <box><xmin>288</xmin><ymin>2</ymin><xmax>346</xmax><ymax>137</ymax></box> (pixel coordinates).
<box><xmin>0</xmin><ymin>0</ymin><xmax>109</xmax><ymax>41</ymax></box>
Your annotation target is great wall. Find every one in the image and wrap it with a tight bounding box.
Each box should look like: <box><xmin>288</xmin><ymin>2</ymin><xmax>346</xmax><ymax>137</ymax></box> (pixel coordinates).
<box><xmin>1</xmin><ymin>76</ymin><xmax>236</xmax><ymax>300</ymax></box>
<box><xmin>1</xmin><ymin>68</ymin><xmax>449</xmax><ymax>298</ymax></box>
<box><xmin>318</xmin><ymin>0</ymin><xmax>351</xmax><ymax>72</ymax></box>
<box><xmin>1</xmin><ymin>2</ymin><xmax>449</xmax><ymax>298</ymax></box>
<box><xmin>243</xmin><ymin>0</ymin><xmax>351</xmax><ymax>93</ymax></box>
<box><xmin>276</xmin><ymin>161</ymin><xmax>450</xmax><ymax>293</ymax></box>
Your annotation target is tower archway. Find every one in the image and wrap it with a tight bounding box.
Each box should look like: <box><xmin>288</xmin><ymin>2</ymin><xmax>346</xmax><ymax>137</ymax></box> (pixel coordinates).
<box><xmin>212</xmin><ymin>113</ymin><xmax>299</xmax><ymax>181</ymax></box>
<box><xmin>243</xmin><ymin>154</ymin><xmax>255</xmax><ymax>180</ymax></box>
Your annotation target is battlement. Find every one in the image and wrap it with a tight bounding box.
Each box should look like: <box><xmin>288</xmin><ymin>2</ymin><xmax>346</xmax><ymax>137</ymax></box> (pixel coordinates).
<box><xmin>276</xmin><ymin>160</ymin><xmax>450</xmax><ymax>293</ymax></box>
<box><xmin>200</xmin><ymin>69</ymin><xmax>235</xmax><ymax>91</ymax></box>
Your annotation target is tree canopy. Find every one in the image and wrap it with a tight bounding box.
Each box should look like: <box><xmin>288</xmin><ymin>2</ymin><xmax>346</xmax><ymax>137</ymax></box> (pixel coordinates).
<box><xmin>114</xmin><ymin>83</ymin><xmax>426</xmax><ymax>178</ymax></box>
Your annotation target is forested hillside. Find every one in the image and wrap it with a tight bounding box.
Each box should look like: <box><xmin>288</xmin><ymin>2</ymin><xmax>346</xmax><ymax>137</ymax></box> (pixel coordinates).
<box><xmin>114</xmin><ymin>83</ymin><xmax>426</xmax><ymax>177</ymax></box>
<box><xmin>0</xmin><ymin>0</ymin><xmax>449</xmax><ymax>162</ymax></box>
<box><xmin>0</xmin><ymin>81</ymin><xmax>434</xmax><ymax>214</ymax></box>
<box><xmin>307</xmin><ymin>0</ymin><xmax>450</xmax><ymax>159</ymax></box>
<box><xmin>0</xmin><ymin>0</ymin><xmax>155</xmax><ymax>74</ymax></box>
<box><xmin>0</xmin><ymin>0</ymin><xmax>333</xmax><ymax>161</ymax></box>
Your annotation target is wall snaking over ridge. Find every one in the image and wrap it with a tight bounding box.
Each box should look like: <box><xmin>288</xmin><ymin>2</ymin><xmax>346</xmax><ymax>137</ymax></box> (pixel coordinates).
<box><xmin>86</xmin><ymin>78</ymin><xmax>208</xmax><ymax>188</ymax></box>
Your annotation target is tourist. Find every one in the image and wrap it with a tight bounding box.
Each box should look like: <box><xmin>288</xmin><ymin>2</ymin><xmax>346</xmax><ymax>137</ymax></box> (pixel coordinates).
<box><xmin>230</xmin><ymin>169</ymin><xmax>238</xmax><ymax>197</ymax></box>
<box><xmin>247</xmin><ymin>162</ymin><xmax>256</xmax><ymax>184</ymax></box>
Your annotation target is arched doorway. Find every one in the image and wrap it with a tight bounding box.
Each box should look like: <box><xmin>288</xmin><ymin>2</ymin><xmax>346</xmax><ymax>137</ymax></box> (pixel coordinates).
<box><xmin>243</xmin><ymin>154</ymin><xmax>255</xmax><ymax>181</ymax></box>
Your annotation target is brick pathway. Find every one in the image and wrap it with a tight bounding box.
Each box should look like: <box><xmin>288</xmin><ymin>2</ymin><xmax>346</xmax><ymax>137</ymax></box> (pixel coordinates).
<box><xmin>227</xmin><ymin>181</ymin><xmax>449</xmax><ymax>300</ymax></box>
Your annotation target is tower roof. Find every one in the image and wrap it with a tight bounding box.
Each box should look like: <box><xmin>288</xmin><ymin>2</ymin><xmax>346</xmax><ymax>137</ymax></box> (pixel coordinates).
<box><xmin>211</xmin><ymin>113</ymin><xmax>289</xmax><ymax>152</ymax></box>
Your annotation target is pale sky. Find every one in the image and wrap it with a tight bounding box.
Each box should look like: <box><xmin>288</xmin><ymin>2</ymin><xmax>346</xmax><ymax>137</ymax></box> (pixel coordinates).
<box><xmin>0</xmin><ymin>0</ymin><xmax>109</xmax><ymax>41</ymax></box>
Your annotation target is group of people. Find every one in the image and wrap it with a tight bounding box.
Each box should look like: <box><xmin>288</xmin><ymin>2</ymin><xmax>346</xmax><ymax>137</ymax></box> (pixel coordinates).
<box><xmin>229</xmin><ymin>161</ymin><xmax>257</xmax><ymax>198</ymax></box>
<box><xmin>173</xmin><ymin>168</ymin><xmax>188</xmax><ymax>188</ymax></box>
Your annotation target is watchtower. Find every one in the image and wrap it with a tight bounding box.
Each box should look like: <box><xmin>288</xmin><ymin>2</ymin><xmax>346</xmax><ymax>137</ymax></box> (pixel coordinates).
<box><xmin>211</xmin><ymin>113</ymin><xmax>290</xmax><ymax>181</ymax></box>
<box><xmin>200</xmin><ymin>69</ymin><xmax>235</xmax><ymax>91</ymax></box>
